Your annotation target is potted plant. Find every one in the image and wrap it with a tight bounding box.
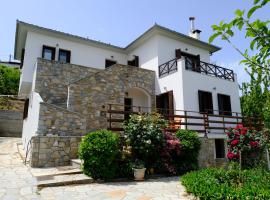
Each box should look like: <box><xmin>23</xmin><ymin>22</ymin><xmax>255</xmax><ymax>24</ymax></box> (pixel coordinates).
<box><xmin>132</xmin><ymin>160</ymin><xmax>146</xmax><ymax>181</ymax></box>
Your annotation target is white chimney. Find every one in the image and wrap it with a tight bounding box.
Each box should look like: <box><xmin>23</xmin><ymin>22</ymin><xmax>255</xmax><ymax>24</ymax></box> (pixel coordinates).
<box><xmin>189</xmin><ymin>17</ymin><xmax>201</xmax><ymax>40</ymax></box>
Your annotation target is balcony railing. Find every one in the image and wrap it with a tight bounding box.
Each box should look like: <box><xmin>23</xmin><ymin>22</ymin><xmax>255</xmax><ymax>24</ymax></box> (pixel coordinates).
<box><xmin>158</xmin><ymin>57</ymin><xmax>235</xmax><ymax>81</ymax></box>
<box><xmin>185</xmin><ymin>58</ymin><xmax>235</xmax><ymax>81</ymax></box>
<box><xmin>107</xmin><ymin>104</ymin><xmax>263</xmax><ymax>134</ymax></box>
<box><xmin>158</xmin><ymin>58</ymin><xmax>178</xmax><ymax>77</ymax></box>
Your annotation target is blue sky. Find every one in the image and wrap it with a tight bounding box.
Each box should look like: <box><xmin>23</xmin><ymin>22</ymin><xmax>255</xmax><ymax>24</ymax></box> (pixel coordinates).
<box><xmin>0</xmin><ymin>0</ymin><xmax>269</xmax><ymax>84</ymax></box>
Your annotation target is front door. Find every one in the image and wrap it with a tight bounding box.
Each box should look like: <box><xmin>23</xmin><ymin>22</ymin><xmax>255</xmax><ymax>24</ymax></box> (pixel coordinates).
<box><xmin>124</xmin><ymin>98</ymin><xmax>133</xmax><ymax>120</ymax></box>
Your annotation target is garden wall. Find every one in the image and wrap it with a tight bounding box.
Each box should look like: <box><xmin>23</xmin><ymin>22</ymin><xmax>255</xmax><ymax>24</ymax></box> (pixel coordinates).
<box><xmin>0</xmin><ymin>110</ymin><xmax>23</xmax><ymax>137</ymax></box>
<box><xmin>30</xmin><ymin>135</ymin><xmax>81</xmax><ymax>167</ymax></box>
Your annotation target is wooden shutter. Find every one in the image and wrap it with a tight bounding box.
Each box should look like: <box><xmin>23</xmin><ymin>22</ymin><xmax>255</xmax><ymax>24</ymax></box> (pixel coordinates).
<box><xmin>198</xmin><ymin>91</ymin><xmax>213</xmax><ymax>114</ymax></box>
<box><xmin>134</xmin><ymin>56</ymin><xmax>139</xmax><ymax>67</ymax></box>
<box><xmin>23</xmin><ymin>99</ymin><xmax>29</xmax><ymax>119</ymax></box>
<box><xmin>156</xmin><ymin>94</ymin><xmax>162</xmax><ymax>113</ymax></box>
<box><xmin>168</xmin><ymin>91</ymin><xmax>174</xmax><ymax>115</ymax></box>
<box><xmin>207</xmin><ymin>92</ymin><xmax>213</xmax><ymax>114</ymax></box>
<box><xmin>175</xmin><ymin>49</ymin><xmax>181</xmax><ymax>59</ymax></box>
<box><xmin>20</xmin><ymin>48</ymin><xmax>25</xmax><ymax>69</ymax></box>
<box><xmin>198</xmin><ymin>91</ymin><xmax>204</xmax><ymax>113</ymax></box>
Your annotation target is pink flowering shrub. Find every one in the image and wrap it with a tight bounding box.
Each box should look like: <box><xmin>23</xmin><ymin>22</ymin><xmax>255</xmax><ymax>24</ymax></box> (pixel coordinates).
<box><xmin>159</xmin><ymin>132</ymin><xmax>181</xmax><ymax>174</ymax></box>
<box><xmin>226</xmin><ymin>124</ymin><xmax>268</xmax><ymax>168</ymax></box>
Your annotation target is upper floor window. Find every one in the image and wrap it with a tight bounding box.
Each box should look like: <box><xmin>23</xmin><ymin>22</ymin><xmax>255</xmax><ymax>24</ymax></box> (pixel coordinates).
<box><xmin>59</xmin><ymin>49</ymin><xmax>71</xmax><ymax>63</ymax></box>
<box><xmin>127</xmin><ymin>56</ymin><xmax>139</xmax><ymax>67</ymax></box>
<box><xmin>42</xmin><ymin>45</ymin><xmax>55</xmax><ymax>60</ymax></box>
<box><xmin>218</xmin><ymin>94</ymin><xmax>232</xmax><ymax>116</ymax></box>
<box><xmin>198</xmin><ymin>90</ymin><xmax>213</xmax><ymax>114</ymax></box>
<box><xmin>105</xmin><ymin>59</ymin><xmax>117</xmax><ymax>68</ymax></box>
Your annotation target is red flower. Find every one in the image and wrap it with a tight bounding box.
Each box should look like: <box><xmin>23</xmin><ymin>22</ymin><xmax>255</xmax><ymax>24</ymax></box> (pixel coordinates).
<box><xmin>231</xmin><ymin>140</ymin><xmax>239</xmax><ymax>146</ymax></box>
<box><xmin>227</xmin><ymin>151</ymin><xmax>239</xmax><ymax>160</ymax></box>
<box><xmin>235</xmin><ymin>124</ymin><xmax>244</xmax><ymax>130</ymax></box>
<box><xmin>240</xmin><ymin>127</ymin><xmax>248</xmax><ymax>135</ymax></box>
<box><xmin>249</xmin><ymin>141</ymin><xmax>258</xmax><ymax>148</ymax></box>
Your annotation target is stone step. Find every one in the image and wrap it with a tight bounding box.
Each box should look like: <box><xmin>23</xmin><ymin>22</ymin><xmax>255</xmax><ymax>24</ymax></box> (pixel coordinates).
<box><xmin>36</xmin><ymin>173</ymin><xmax>93</xmax><ymax>189</ymax></box>
<box><xmin>31</xmin><ymin>165</ymin><xmax>82</xmax><ymax>177</ymax></box>
<box><xmin>71</xmin><ymin>158</ymin><xmax>83</xmax><ymax>168</ymax></box>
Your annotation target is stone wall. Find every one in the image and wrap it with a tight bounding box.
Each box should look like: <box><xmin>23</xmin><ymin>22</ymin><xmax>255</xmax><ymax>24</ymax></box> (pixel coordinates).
<box><xmin>30</xmin><ymin>135</ymin><xmax>81</xmax><ymax>167</ymax></box>
<box><xmin>37</xmin><ymin>103</ymin><xmax>86</xmax><ymax>136</ymax></box>
<box><xmin>198</xmin><ymin>138</ymin><xmax>227</xmax><ymax>168</ymax></box>
<box><xmin>0</xmin><ymin>110</ymin><xmax>23</xmax><ymax>137</ymax></box>
<box><xmin>68</xmin><ymin>64</ymin><xmax>156</xmax><ymax>131</ymax></box>
<box><xmin>35</xmin><ymin>58</ymin><xmax>100</xmax><ymax>107</ymax></box>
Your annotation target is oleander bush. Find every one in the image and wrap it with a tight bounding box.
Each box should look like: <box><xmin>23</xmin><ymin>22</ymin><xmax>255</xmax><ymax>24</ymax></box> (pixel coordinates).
<box><xmin>181</xmin><ymin>167</ymin><xmax>270</xmax><ymax>200</ymax></box>
<box><xmin>175</xmin><ymin>129</ymin><xmax>201</xmax><ymax>173</ymax></box>
<box><xmin>123</xmin><ymin>113</ymin><xmax>167</xmax><ymax>169</ymax></box>
<box><xmin>78</xmin><ymin>130</ymin><xmax>120</xmax><ymax>180</ymax></box>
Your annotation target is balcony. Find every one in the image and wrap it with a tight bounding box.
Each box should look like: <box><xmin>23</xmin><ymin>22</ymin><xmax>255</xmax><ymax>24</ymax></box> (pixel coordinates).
<box><xmin>158</xmin><ymin>58</ymin><xmax>235</xmax><ymax>82</ymax></box>
<box><xmin>107</xmin><ymin>104</ymin><xmax>263</xmax><ymax>134</ymax></box>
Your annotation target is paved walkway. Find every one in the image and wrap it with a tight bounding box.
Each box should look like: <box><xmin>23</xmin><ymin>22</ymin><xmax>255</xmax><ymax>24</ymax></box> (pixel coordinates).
<box><xmin>0</xmin><ymin>137</ymin><xmax>194</xmax><ymax>200</ymax></box>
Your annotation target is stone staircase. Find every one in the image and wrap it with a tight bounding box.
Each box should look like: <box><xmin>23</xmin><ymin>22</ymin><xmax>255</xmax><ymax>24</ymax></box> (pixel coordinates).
<box><xmin>32</xmin><ymin>159</ymin><xmax>90</xmax><ymax>189</ymax></box>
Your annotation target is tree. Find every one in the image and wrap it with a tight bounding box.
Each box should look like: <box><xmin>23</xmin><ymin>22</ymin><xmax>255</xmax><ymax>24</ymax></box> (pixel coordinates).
<box><xmin>209</xmin><ymin>0</ymin><xmax>270</xmax><ymax>123</ymax></box>
<box><xmin>0</xmin><ymin>65</ymin><xmax>20</xmax><ymax>95</ymax></box>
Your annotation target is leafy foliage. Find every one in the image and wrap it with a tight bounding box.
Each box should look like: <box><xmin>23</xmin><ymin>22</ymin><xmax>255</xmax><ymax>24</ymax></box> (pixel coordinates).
<box><xmin>209</xmin><ymin>0</ymin><xmax>270</xmax><ymax>123</ymax></box>
<box><xmin>78</xmin><ymin>130</ymin><xmax>120</xmax><ymax>180</ymax></box>
<box><xmin>181</xmin><ymin>168</ymin><xmax>270</xmax><ymax>200</ymax></box>
<box><xmin>175</xmin><ymin>129</ymin><xmax>201</xmax><ymax>173</ymax></box>
<box><xmin>0</xmin><ymin>65</ymin><xmax>20</xmax><ymax>95</ymax></box>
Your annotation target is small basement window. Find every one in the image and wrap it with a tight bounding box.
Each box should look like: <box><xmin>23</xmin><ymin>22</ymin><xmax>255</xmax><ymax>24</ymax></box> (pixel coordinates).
<box><xmin>215</xmin><ymin>139</ymin><xmax>225</xmax><ymax>158</ymax></box>
<box><xmin>59</xmin><ymin>49</ymin><xmax>71</xmax><ymax>63</ymax></box>
<box><xmin>42</xmin><ymin>45</ymin><xmax>56</xmax><ymax>60</ymax></box>
<box><xmin>105</xmin><ymin>59</ymin><xmax>117</xmax><ymax>68</ymax></box>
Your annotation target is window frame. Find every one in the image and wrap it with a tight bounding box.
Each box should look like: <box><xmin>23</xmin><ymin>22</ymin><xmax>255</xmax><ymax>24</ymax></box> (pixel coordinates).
<box><xmin>58</xmin><ymin>49</ymin><xmax>71</xmax><ymax>63</ymax></box>
<box><xmin>42</xmin><ymin>45</ymin><xmax>56</xmax><ymax>60</ymax></box>
<box><xmin>198</xmin><ymin>90</ymin><xmax>213</xmax><ymax>114</ymax></box>
<box><xmin>217</xmin><ymin>93</ymin><xmax>232</xmax><ymax>116</ymax></box>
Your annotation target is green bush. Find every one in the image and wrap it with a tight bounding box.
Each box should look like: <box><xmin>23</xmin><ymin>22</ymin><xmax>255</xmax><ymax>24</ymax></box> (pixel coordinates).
<box><xmin>181</xmin><ymin>168</ymin><xmax>270</xmax><ymax>200</ymax></box>
<box><xmin>0</xmin><ymin>65</ymin><xmax>20</xmax><ymax>95</ymax></box>
<box><xmin>78</xmin><ymin>130</ymin><xmax>120</xmax><ymax>180</ymax></box>
<box><xmin>123</xmin><ymin>112</ymin><xmax>167</xmax><ymax>168</ymax></box>
<box><xmin>176</xmin><ymin>129</ymin><xmax>201</xmax><ymax>173</ymax></box>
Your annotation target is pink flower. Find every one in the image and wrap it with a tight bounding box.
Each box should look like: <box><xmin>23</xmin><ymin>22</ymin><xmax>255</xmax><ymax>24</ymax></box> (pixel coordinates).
<box><xmin>240</xmin><ymin>127</ymin><xmax>248</xmax><ymax>135</ymax></box>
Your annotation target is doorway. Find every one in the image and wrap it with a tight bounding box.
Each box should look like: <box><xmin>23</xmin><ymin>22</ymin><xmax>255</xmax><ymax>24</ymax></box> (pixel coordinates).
<box><xmin>124</xmin><ymin>98</ymin><xmax>133</xmax><ymax>120</ymax></box>
<box><xmin>156</xmin><ymin>91</ymin><xmax>174</xmax><ymax>116</ymax></box>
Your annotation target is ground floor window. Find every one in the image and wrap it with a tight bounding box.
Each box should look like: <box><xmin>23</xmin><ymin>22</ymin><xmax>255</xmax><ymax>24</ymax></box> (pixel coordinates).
<box><xmin>215</xmin><ymin>139</ymin><xmax>225</xmax><ymax>158</ymax></box>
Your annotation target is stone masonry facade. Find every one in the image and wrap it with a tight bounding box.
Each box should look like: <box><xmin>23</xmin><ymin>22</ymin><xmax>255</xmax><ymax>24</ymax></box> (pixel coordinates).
<box><xmin>29</xmin><ymin>59</ymin><xmax>156</xmax><ymax>167</ymax></box>
<box><xmin>30</xmin><ymin>135</ymin><xmax>81</xmax><ymax>167</ymax></box>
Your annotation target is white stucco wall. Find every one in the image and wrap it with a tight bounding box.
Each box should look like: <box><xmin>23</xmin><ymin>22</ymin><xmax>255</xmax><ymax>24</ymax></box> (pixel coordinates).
<box><xmin>156</xmin><ymin>35</ymin><xmax>210</xmax><ymax>65</ymax></box>
<box><xmin>22</xmin><ymin>91</ymin><xmax>43</xmax><ymax>150</ymax></box>
<box><xmin>20</xmin><ymin>31</ymin><xmax>128</xmax><ymax>89</ymax></box>
<box><xmin>126</xmin><ymin>88</ymin><xmax>151</xmax><ymax>111</ymax></box>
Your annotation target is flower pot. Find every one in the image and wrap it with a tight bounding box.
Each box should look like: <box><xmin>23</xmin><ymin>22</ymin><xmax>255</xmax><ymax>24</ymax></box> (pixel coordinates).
<box><xmin>133</xmin><ymin>168</ymin><xmax>146</xmax><ymax>181</ymax></box>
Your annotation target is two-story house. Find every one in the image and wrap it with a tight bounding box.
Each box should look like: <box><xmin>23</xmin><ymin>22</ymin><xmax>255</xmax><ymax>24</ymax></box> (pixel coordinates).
<box><xmin>14</xmin><ymin>19</ymin><xmax>241</xmax><ymax>167</ymax></box>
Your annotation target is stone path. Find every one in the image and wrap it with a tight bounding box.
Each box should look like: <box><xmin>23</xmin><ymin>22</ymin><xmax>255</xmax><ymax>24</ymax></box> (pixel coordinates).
<box><xmin>0</xmin><ymin>137</ymin><xmax>194</xmax><ymax>200</ymax></box>
<box><xmin>0</xmin><ymin>137</ymin><xmax>40</xmax><ymax>200</ymax></box>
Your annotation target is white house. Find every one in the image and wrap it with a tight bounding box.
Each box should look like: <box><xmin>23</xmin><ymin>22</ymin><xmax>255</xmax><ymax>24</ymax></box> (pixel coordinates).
<box><xmin>14</xmin><ymin>19</ymin><xmax>241</xmax><ymax>167</ymax></box>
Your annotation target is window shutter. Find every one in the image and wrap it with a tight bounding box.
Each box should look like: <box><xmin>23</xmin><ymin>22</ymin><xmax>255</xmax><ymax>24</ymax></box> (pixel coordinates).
<box><xmin>134</xmin><ymin>56</ymin><xmax>139</xmax><ymax>67</ymax></box>
<box><xmin>23</xmin><ymin>99</ymin><xmax>29</xmax><ymax>119</ymax></box>
<box><xmin>20</xmin><ymin>48</ymin><xmax>25</xmax><ymax>69</ymax></box>
<box><xmin>168</xmin><ymin>91</ymin><xmax>174</xmax><ymax>115</ymax></box>
<box><xmin>175</xmin><ymin>49</ymin><xmax>181</xmax><ymax>59</ymax></box>
<box><xmin>198</xmin><ymin>91</ymin><xmax>203</xmax><ymax>113</ymax></box>
<box><xmin>207</xmin><ymin>92</ymin><xmax>213</xmax><ymax>114</ymax></box>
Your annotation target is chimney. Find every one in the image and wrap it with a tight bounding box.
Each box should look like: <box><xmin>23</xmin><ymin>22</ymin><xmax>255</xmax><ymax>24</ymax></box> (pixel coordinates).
<box><xmin>189</xmin><ymin>17</ymin><xmax>201</xmax><ymax>40</ymax></box>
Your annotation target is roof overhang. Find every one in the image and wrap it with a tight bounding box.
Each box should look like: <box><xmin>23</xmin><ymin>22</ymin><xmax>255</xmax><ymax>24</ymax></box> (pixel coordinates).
<box><xmin>14</xmin><ymin>21</ymin><xmax>221</xmax><ymax>60</ymax></box>
<box><xmin>125</xmin><ymin>24</ymin><xmax>221</xmax><ymax>53</ymax></box>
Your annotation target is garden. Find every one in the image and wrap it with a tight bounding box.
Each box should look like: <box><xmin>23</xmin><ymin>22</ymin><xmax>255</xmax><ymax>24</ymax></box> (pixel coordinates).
<box><xmin>78</xmin><ymin>112</ymin><xmax>201</xmax><ymax>180</ymax></box>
